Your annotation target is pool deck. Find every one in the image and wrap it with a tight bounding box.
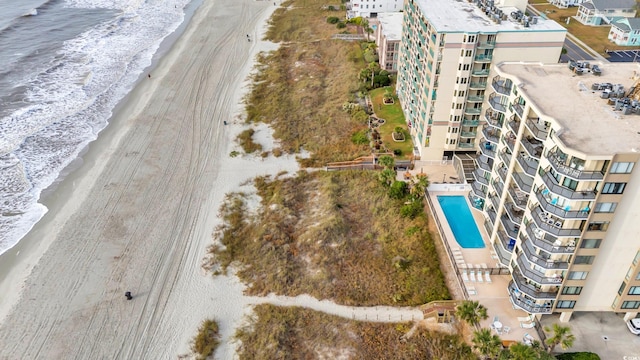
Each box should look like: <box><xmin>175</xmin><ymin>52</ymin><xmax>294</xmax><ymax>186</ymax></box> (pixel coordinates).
<box><xmin>428</xmin><ymin>190</ymin><xmax>540</xmax><ymax>344</ymax></box>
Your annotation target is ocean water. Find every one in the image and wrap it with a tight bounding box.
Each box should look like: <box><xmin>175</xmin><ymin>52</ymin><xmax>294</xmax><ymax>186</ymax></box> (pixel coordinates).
<box><xmin>0</xmin><ymin>0</ymin><xmax>192</xmax><ymax>255</ymax></box>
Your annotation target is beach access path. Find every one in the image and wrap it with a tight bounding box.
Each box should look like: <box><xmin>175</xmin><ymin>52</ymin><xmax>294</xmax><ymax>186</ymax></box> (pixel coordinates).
<box><xmin>0</xmin><ymin>0</ymin><xmax>290</xmax><ymax>358</ymax></box>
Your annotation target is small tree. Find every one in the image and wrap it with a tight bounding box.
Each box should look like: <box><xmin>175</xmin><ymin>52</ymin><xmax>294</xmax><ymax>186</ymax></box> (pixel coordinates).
<box><xmin>378</xmin><ymin>168</ymin><xmax>396</xmax><ymax>187</ymax></box>
<box><xmin>508</xmin><ymin>342</ymin><xmax>538</xmax><ymax>360</ymax></box>
<box><xmin>544</xmin><ymin>323</ymin><xmax>575</xmax><ymax>354</ymax></box>
<box><xmin>389</xmin><ymin>180</ymin><xmax>408</xmax><ymax>199</ymax></box>
<box><xmin>456</xmin><ymin>300</ymin><xmax>488</xmax><ymax>327</ymax></box>
<box><xmin>377</xmin><ymin>155</ymin><xmax>395</xmax><ymax>169</ymax></box>
<box><xmin>472</xmin><ymin>328</ymin><xmax>502</xmax><ymax>359</ymax></box>
<box><xmin>409</xmin><ymin>174</ymin><xmax>430</xmax><ymax>200</ymax></box>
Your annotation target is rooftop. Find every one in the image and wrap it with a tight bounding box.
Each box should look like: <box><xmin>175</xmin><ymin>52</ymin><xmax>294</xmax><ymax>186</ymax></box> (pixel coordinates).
<box><xmin>496</xmin><ymin>62</ymin><xmax>640</xmax><ymax>155</ymax></box>
<box><xmin>377</xmin><ymin>12</ymin><xmax>403</xmax><ymax>41</ymax></box>
<box><xmin>414</xmin><ymin>0</ymin><xmax>566</xmax><ymax>33</ymax></box>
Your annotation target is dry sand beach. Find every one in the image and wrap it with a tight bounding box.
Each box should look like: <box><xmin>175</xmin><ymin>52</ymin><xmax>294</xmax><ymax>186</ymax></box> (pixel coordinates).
<box><xmin>0</xmin><ymin>0</ymin><xmax>291</xmax><ymax>358</ymax></box>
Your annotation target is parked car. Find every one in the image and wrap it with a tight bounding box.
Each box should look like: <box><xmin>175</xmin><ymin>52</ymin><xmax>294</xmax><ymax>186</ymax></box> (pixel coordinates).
<box><xmin>627</xmin><ymin>318</ymin><xmax>640</xmax><ymax>335</ymax></box>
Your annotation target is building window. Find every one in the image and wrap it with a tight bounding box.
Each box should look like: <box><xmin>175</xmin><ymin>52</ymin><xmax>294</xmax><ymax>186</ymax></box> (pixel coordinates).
<box><xmin>622</xmin><ymin>301</ymin><xmax>640</xmax><ymax>309</ymax></box>
<box><xmin>580</xmin><ymin>239</ymin><xmax>601</xmax><ymax>249</ymax></box>
<box><xmin>602</xmin><ymin>182</ymin><xmax>626</xmax><ymax>194</ymax></box>
<box><xmin>587</xmin><ymin>222</ymin><xmax>609</xmax><ymax>231</ymax></box>
<box><xmin>568</xmin><ymin>271</ymin><xmax>588</xmax><ymax>280</ymax></box>
<box><xmin>556</xmin><ymin>300</ymin><xmax>576</xmax><ymax>309</ymax></box>
<box><xmin>636</xmin><ymin>272</ymin><xmax>640</xmax><ymax>280</ymax></box>
<box><xmin>465</xmin><ymin>50</ymin><xmax>472</xmax><ymax>57</ymax></box>
<box><xmin>610</xmin><ymin>162</ymin><xmax>634</xmax><ymax>173</ymax></box>
<box><xmin>574</xmin><ymin>256</ymin><xmax>595</xmax><ymax>265</ymax></box>
<box><xmin>561</xmin><ymin>286</ymin><xmax>582</xmax><ymax>295</ymax></box>
<box><xmin>629</xmin><ymin>286</ymin><xmax>640</xmax><ymax>295</ymax></box>
<box><xmin>594</xmin><ymin>202</ymin><xmax>617</xmax><ymax>213</ymax></box>
<box><xmin>620</xmin><ymin>282</ymin><xmax>627</xmax><ymax>295</ymax></box>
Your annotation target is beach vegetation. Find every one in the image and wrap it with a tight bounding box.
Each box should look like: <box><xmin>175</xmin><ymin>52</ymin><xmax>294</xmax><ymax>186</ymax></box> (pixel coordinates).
<box><xmin>209</xmin><ymin>170</ymin><xmax>450</xmax><ymax>306</ymax></box>
<box><xmin>236</xmin><ymin>128</ymin><xmax>263</xmax><ymax>154</ymax></box>
<box><xmin>191</xmin><ymin>319</ymin><xmax>220</xmax><ymax>360</ymax></box>
<box><xmin>229</xmin><ymin>150</ymin><xmax>240</xmax><ymax>158</ymax></box>
<box><xmin>544</xmin><ymin>323</ymin><xmax>575</xmax><ymax>354</ymax></box>
<box><xmin>456</xmin><ymin>300</ymin><xmax>488</xmax><ymax>327</ymax></box>
<box><xmin>369</xmin><ymin>86</ymin><xmax>413</xmax><ymax>159</ymax></box>
<box><xmin>326</xmin><ymin>16</ymin><xmax>339</xmax><ymax>24</ymax></box>
<box><xmin>350</xmin><ymin>129</ymin><xmax>368</xmax><ymax>145</ymax></box>
<box><xmin>235</xmin><ymin>304</ymin><xmax>475</xmax><ymax>360</ymax></box>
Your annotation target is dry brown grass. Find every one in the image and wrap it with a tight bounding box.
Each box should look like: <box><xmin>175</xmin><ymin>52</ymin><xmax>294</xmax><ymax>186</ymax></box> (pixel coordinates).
<box><xmin>244</xmin><ymin>0</ymin><xmax>371</xmax><ymax>167</ymax></box>
<box><xmin>235</xmin><ymin>304</ymin><xmax>476</xmax><ymax>360</ymax></box>
<box><xmin>209</xmin><ymin>170</ymin><xmax>450</xmax><ymax>306</ymax></box>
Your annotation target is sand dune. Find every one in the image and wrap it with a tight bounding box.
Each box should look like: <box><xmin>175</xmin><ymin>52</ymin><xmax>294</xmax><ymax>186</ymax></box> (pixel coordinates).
<box><xmin>0</xmin><ymin>1</ymin><xmax>293</xmax><ymax>358</ymax></box>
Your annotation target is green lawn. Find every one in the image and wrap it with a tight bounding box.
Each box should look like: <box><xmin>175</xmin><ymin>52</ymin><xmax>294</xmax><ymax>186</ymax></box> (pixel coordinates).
<box><xmin>369</xmin><ymin>87</ymin><xmax>413</xmax><ymax>160</ymax></box>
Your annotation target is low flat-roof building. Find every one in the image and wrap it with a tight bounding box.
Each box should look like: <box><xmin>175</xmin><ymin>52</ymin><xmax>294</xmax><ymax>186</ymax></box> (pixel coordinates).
<box><xmin>375</xmin><ymin>12</ymin><xmax>403</xmax><ymax>73</ymax></box>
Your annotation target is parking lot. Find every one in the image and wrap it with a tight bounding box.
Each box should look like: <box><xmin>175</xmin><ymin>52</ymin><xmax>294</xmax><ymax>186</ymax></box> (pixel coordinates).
<box><xmin>606</xmin><ymin>49</ymin><xmax>640</xmax><ymax>63</ymax></box>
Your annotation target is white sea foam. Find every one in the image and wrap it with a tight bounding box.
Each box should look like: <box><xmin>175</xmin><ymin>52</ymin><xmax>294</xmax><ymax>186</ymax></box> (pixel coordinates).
<box><xmin>0</xmin><ymin>0</ymin><xmax>192</xmax><ymax>255</ymax></box>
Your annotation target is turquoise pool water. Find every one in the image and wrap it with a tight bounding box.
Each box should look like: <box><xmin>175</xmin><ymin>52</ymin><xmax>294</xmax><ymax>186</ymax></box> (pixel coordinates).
<box><xmin>437</xmin><ymin>196</ymin><xmax>485</xmax><ymax>248</ymax></box>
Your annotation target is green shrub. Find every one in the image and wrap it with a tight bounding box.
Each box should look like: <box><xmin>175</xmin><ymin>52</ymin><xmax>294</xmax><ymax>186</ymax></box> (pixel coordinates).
<box><xmin>373</xmin><ymin>74</ymin><xmax>391</xmax><ymax>87</ymax></box>
<box><xmin>393</xmin><ymin>149</ymin><xmax>402</xmax><ymax>156</ymax></box>
<box><xmin>388</xmin><ymin>181</ymin><xmax>408</xmax><ymax>199</ymax></box>
<box><xmin>191</xmin><ymin>319</ymin><xmax>220</xmax><ymax>360</ymax></box>
<box><xmin>336</xmin><ymin>21</ymin><xmax>346</xmax><ymax>29</ymax></box>
<box><xmin>327</xmin><ymin>5</ymin><xmax>336</xmax><ymax>11</ymax></box>
<box><xmin>327</xmin><ymin>16</ymin><xmax>339</xmax><ymax>24</ymax></box>
<box><xmin>400</xmin><ymin>200</ymin><xmax>423</xmax><ymax>219</ymax></box>
<box><xmin>351</xmin><ymin>130</ymin><xmax>369</xmax><ymax>145</ymax></box>
<box><xmin>556</xmin><ymin>353</ymin><xmax>601</xmax><ymax>360</ymax></box>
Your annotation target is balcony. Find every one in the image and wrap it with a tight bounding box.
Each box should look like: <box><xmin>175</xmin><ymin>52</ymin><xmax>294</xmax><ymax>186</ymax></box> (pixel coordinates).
<box><xmin>475</xmin><ymin>54</ymin><xmax>493</xmax><ymax>62</ymax></box>
<box><xmin>488</xmin><ymin>94</ymin><xmax>507</xmax><ymax>112</ymax></box>
<box><xmin>493</xmin><ymin>177</ymin><xmax>504</xmax><ymax>197</ymax></box>
<box><xmin>540</xmin><ymin>170</ymin><xmax>597</xmax><ymax>200</ymax></box>
<box><xmin>512</xmin><ymin>171</ymin><xmax>533</xmax><ymax>193</ymax></box>
<box><xmin>469</xmin><ymin>82</ymin><xmax>488</xmax><ymax>89</ymax></box>
<box><xmin>515</xmin><ymin>255</ymin><xmax>564</xmax><ymax>286</ymax></box>
<box><xmin>487</xmin><ymin>207</ymin><xmax>497</xmax><ymax>225</ymax></box>
<box><xmin>515</xmin><ymin>152</ymin><xmax>538</xmax><ymax>177</ymax></box>
<box><xmin>471</xmin><ymin>182</ymin><xmax>487</xmax><ymax>199</ymax></box>
<box><xmin>505</xmin><ymin>202</ymin><xmax>524</xmax><ymax>225</ymax></box>
<box><xmin>467</xmin><ymin>95</ymin><xmax>484</xmax><ymax>103</ymax></box>
<box><xmin>482</xmin><ymin>126</ymin><xmax>500</xmax><ymax>144</ymax></box>
<box><xmin>473</xmin><ymin>169</ymin><xmax>489</xmax><ymax>186</ymax></box>
<box><xmin>484</xmin><ymin>111</ymin><xmax>503</xmax><ymax>129</ymax></box>
<box><xmin>507</xmin><ymin>115</ymin><xmax>521</xmax><ymax>134</ymax></box>
<box><xmin>477</xmin><ymin>41</ymin><xmax>496</xmax><ymax>49</ymax></box>
<box><xmin>457</xmin><ymin>142</ymin><xmax>475</xmax><ymax>149</ymax></box>
<box><xmin>530</xmin><ymin>206</ymin><xmax>583</xmax><ymax>237</ymax></box>
<box><xmin>520</xmin><ymin>236</ymin><xmax>569</xmax><ymax>270</ymax></box>
<box><xmin>509</xmin><ymin>281</ymin><xmax>555</xmax><ymax>313</ymax></box>
<box><xmin>534</xmin><ymin>189</ymin><xmax>590</xmax><ymax>219</ymax></box>
<box><xmin>546</xmin><ymin>151</ymin><xmax>604</xmax><ymax>181</ymax></box>
<box><xmin>499</xmin><ymin>150</ymin><xmax>512</xmax><ymax>168</ymax></box>
<box><xmin>461</xmin><ymin>130</ymin><xmax>478</xmax><ymax>138</ymax></box>
<box><xmin>507</xmin><ymin>186</ymin><xmax>528</xmax><ymax>210</ymax></box>
<box><xmin>524</xmin><ymin>222</ymin><xmax>575</xmax><ymax>254</ymax></box>
<box><xmin>480</xmin><ymin>141</ymin><xmax>496</xmax><ymax>158</ymax></box>
<box><xmin>491</xmin><ymin>77</ymin><xmax>512</xmax><ymax>96</ymax></box>
<box><xmin>521</xmin><ymin>136</ymin><xmax>543</xmax><ymax>159</ymax></box>
<box><xmin>497</xmin><ymin>229</ymin><xmax>516</xmax><ymax>253</ymax></box>
<box><xmin>501</xmin><ymin>214</ymin><xmax>520</xmax><ymax>239</ymax></box>
<box><xmin>472</xmin><ymin>68</ymin><xmax>490</xmax><ymax>76</ymax></box>
<box><xmin>496</xmin><ymin>167</ymin><xmax>507</xmax><ymax>185</ymax></box>
<box><xmin>476</xmin><ymin>155</ymin><xmax>493</xmax><ymax>172</ymax></box>
<box><xmin>512</xmin><ymin>101</ymin><xmax>525</xmax><ymax>118</ymax></box>
<box><xmin>503</xmin><ymin>132</ymin><xmax>516</xmax><ymax>152</ymax></box>
<box><xmin>489</xmin><ymin>193</ymin><xmax>500</xmax><ymax>211</ymax></box>
<box><xmin>463</xmin><ymin>119</ymin><xmax>480</xmax><ymax>127</ymax></box>
<box><xmin>525</xmin><ymin>118</ymin><xmax>549</xmax><ymax>141</ymax></box>
<box><xmin>464</xmin><ymin>107</ymin><xmax>482</xmax><ymax>115</ymax></box>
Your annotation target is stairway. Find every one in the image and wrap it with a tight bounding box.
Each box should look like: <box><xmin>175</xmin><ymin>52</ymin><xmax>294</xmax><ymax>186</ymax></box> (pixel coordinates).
<box><xmin>454</xmin><ymin>153</ymin><xmax>476</xmax><ymax>183</ymax></box>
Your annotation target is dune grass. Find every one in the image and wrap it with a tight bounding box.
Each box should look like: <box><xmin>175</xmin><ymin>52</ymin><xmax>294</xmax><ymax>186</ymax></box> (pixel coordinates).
<box><xmin>209</xmin><ymin>170</ymin><xmax>450</xmax><ymax>306</ymax></box>
<box><xmin>191</xmin><ymin>319</ymin><xmax>220</xmax><ymax>360</ymax></box>
<box><xmin>235</xmin><ymin>304</ymin><xmax>476</xmax><ymax>360</ymax></box>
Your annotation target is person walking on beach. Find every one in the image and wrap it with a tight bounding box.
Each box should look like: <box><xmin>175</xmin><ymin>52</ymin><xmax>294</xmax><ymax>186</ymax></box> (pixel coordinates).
<box><xmin>148</xmin><ymin>74</ymin><xmax>151</xmax><ymax>79</ymax></box>
<box><xmin>125</xmin><ymin>291</ymin><xmax>133</xmax><ymax>300</ymax></box>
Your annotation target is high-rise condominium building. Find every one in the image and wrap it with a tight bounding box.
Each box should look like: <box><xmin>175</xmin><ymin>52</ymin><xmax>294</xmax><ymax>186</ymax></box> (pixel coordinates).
<box><xmin>475</xmin><ymin>61</ymin><xmax>640</xmax><ymax>322</ymax></box>
<box><xmin>397</xmin><ymin>0</ymin><xmax>566</xmax><ymax>161</ymax></box>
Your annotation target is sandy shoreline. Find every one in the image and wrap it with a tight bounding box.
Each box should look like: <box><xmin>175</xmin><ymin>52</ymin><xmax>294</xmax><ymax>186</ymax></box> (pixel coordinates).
<box><xmin>0</xmin><ymin>0</ymin><xmax>291</xmax><ymax>358</ymax></box>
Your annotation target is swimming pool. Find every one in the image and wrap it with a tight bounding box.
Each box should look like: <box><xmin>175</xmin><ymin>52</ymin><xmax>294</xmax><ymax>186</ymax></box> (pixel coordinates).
<box><xmin>437</xmin><ymin>196</ymin><xmax>485</xmax><ymax>248</ymax></box>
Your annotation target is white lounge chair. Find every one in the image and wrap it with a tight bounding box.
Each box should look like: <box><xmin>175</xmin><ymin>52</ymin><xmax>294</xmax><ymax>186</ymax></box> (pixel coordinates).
<box><xmin>485</xmin><ymin>271</ymin><xmax>492</xmax><ymax>283</ymax></box>
<box><xmin>481</xmin><ymin>263</ymin><xmax>488</xmax><ymax>269</ymax></box>
<box><xmin>477</xmin><ymin>271</ymin><xmax>484</xmax><ymax>283</ymax></box>
<box><xmin>520</xmin><ymin>322</ymin><xmax>535</xmax><ymax>329</ymax></box>
<box><xmin>462</xmin><ymin>271</ymin><xmax>470</xmax><ymax>282</ymax></box>
<box><xmin>467</xmin><ymin>286</ymin><xmax>477</xmax><ymax>296</ymax></box>
<box><xmin>503</xmin><ymin>326</ymin><xmax>511</xmax><ymax>334</ymax></box>
<box><xmin>470</xmin><ymin>270</ymin><xmax>476</xmax><ymax>282</ymax></box>
<box><xmin>517</xmin><ymin>315</ymin><xmax>532</xmax><ymax>322</ymax></box>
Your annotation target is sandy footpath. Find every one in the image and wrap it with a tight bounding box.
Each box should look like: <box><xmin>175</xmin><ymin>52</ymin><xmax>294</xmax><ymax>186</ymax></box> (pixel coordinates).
<box><xmin>0</xmin><ymin>0</ymin><xmax>292</xmax><ymax>358</ymax></box>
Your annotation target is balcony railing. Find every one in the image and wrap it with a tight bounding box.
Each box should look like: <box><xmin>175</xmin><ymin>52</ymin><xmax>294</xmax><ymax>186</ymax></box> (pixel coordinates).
<box><xmin>482</xmin><ymin>126</ymin><xmax>500</xmax><ymax>144</ymax></box>
<box><xmin>507</xmin><ymin>116</ymin><xmax>521</xmax><ymax>134</ymax></box>
<box><xmin>507</xmin><ymin>186</ymin><xmax>528</xmax><ymax>210</ymax></box>
<box><xmin>470</xmin><ymin>82</ymin><xmax>488</xmax><ymax>89</ymax></box>
<box><xmin>516</xmin><ymin>153</ymin><xmax>538</xmax><ymax>177</ymax></box>
<box><xmin>534</xmin><ymin>189</ymin><xmax>590</xmax><ymax>219</ymax></box>
<box><xmin>487</xmin><ymin>207</ymin><xmax>497</xmax><ymax>225</ymax></box>
<box><xmin>462</xmin><ymin>119</ymin><xmax>480</xmax><ymax>127</ymax></box>
<box><xmin>457</xmin><ymin>142</ymin><xmax>475</xmax><ymax>149</ymax></box>
<box><xmin>521</xmin><ymin>137</ymin><xmax>543</xmax><ymax>159</ymax></box>
<box><xmin>480</xmin><ymin>141</ymin><xmax>496</xmax><ymax>158</ymax></box>
<box><xmin>491</xmin><ymin>77</ymin><xmax>512</xmax><ymax>96</ymax></box>
<box><xmin>476</xmin><ymin>155</ymin><xmax>493</xmax><ymax>172</ymax></box>
<box><xmin>503</xmin><ymin>132</ymin><xmax>516</xmax><ymax>152</ymax></box>
<box><xmin>497</xmin><ymin>229</ymin><xmax>515</xmax><ymax>253</ymax></box>
<box><xmin>512</xmin><ymin>171</ymin><xmax>533</xmax><ymax>193</ymax></box>
<box><xmin>512</xmin><ymin>101</ymin><xmax>524</xmax><ymax>118</ymax></box>
<box><xmin>467</xmin><ymin>96</ymin><xmax>484</xmax><ymax>103</ymax></box>
<box><xmin>520</xmin><ymin>236</ymin><xmax>569</xmax><ymax>270</ymax></box>
<box><xmin>496</xmin><ymin>167</ymin><xmax>507</xmax><ymax>185</ymax></box>
<box><xmin>524</xmin><ymin>222</ymin><xmax>575</xmax><ymax>254</ymax></box>
<box><xmin>530</xmin><ymin>206</ymin><xmax>583</xmax><ymax>237</ymax></box>
<box><xmin>509</xmin><ymin>281</ymin><xmax>555</xmax><ymax>313</ymax></box>
<box><xmin>515</xmin><ymin>254</ymin><xmax>564</xmax><ymax>286</ymax></box>
<box><xmin>493</xmin><ymin>178</ymin><xmax>504</xmax><ymax>197</ymax></box>
<box><xmin>499</xmin><ymin>150</ymin><xmax>513</xmax><ymax>168</ymax></box>
<box><xmin>489</xmin><ymin>193</ymin><xmax>500</xmax><ymax>211</ymax></box>
<box><xmin>488</xmin><ymin>95</ymin><xmax>507</xmax><ymax>112</ymax></box>
<box><xmin>461</xmin><ymin>131</ymin><xmax>478</xmax><ymax>138</ymax></box>
<box><xmin>546</xmin><ymin>151</ymin><xmax>605</xmax><ymax>181</ymax></box>
<box><xmin>540</xmin><ymin>170</ymin><xmax>597</xmax><ymax>200</ymax></box>
<box><xmin>505</xmin><ymin>202</ymin><xmax>524</xmax><ymax>225</ymax></box>
<box><xmin>525</xmin><ymin>118</ymin><xmax>548</xmax><ymax>141</ymax></box>
<box><xmin>501</xmin><ymin>215</ymin><xmax>520</xmax><ymax>239</ymax></box>
<box><xmin>472</xmin><ymin>68</ymin><xmax>490</xmax><ymax>76</ymax></box>
<box><xmin>484</xmin><ymin>111</ymin><xmax>503</xmax><ymax>129</ymax></box>
<box><xmin>477</xmin><ymin>41</ymin><xmax>496</xmax><ymax>49</ymax></box>
<box><xmin>512</xmin><ymin>269</ymin><xmax>560</xmax><ymax>300</ymax></box>
<box><xmin>464</xmin><ymin>107</ymin><xmax>482</xmax><ymax>115</ymax></box>
<box><xmin>494</xmin><ymin>240</ymin><xmax>512</xmax><ymax>267</ymax></box>
<box><xmin>475</xmin><ymin>54</ymin><xmax>493</xmax><ymax>62</ymax></box>
<box><xmin>471</xmin><ymin>180</ymin><xmax>487</xmax><ymax>197</ymax></box>
<box><xmin>473</xmin><ymin>169</ymin><xmax>489</xmax><ymax>185</ymax></box>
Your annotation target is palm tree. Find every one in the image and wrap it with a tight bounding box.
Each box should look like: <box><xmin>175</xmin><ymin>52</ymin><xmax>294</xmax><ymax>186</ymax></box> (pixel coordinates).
<box><xmin>377</xmin><ymin>155</ymin><xmax>394</xmax><ymax>169</ymax></box>
<box><xmin>455</xmin><ymin>300</ymin><xmax>488</xmax><ymax>327</ymax></box>
<box><xmin>544</xmin><ymin>323</ymin><xmax>575</xmax><ymax>354</ymax></box>
<box><xmin>409</xmin><ymin>174</ymin><xmax>429</xmax><ymax>200</ymax></box>
<box><xmin>472</xmin><ymin>328</ymin><xmax>502</xmax><ymax>359</ymax></box>
<box><xmin>508</xmin><ymin>342</ymin><xmax>538</xmax><ymax>360</ymax></box>
<box><xmin>378</xmin><ymin>168</ymin><xmax>396</xmax><ymax>187</ymax></box>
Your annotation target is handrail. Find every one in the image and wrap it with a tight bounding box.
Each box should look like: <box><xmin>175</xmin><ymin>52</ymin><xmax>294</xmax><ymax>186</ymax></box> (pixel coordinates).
<box><xmin>530</xmin><ymin>205</ymin><xmax>583</xmax><ymax>237</ymax></box>
<box><xmin>540</xmin><ymin>170</ymin><xmax>597</xmax><ymax>200</ymax></box>
<box><xmin>524</xmin><ymin>118</ymin><xmax>548</xmax><ymax>141</ymax></box>
<box><xmin>545</xmin><ymin>150</ymin><xmax>604</xmax><ymax>180</ymax></box>
<box><xmin>524</xmin><ymin>222</ymin><xmax>575</xmax><ymax>254</ymax></box>
<box><xmin>534</xmin><ymin>189</ymin><xmax>590</xmax><ymax>219</ymax></box>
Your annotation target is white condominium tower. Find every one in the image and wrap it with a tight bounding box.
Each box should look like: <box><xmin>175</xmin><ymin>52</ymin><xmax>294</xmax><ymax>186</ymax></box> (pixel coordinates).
<box><xmin>397</xmin><ymin>0</ymin><xmax>566</xmax><ymax>162</ymax></box>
